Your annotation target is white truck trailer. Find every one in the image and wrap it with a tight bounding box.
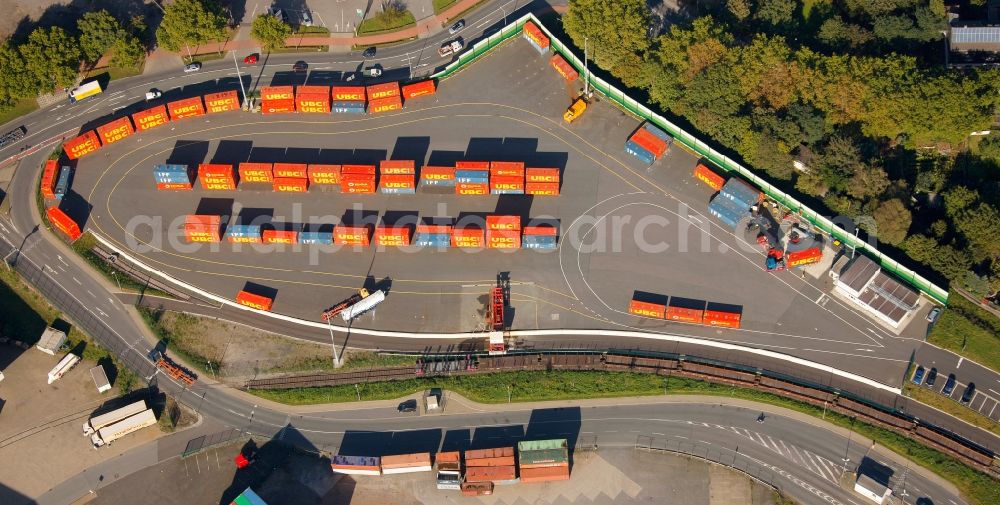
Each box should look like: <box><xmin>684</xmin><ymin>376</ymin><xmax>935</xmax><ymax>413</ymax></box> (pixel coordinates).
<box><xmin>83</xmin><ymin>400</ymin><xmax>148</xmax><ymax>436</ymax></box>
<box><xmin>91</xmin><ymin>409</ymin><xmax>156</xmax><ymax>447</ymax></box>
<box><xmin>47</xmin><ymin>353</ymin><xmax>80</xmax><ymax>384</ymax></box>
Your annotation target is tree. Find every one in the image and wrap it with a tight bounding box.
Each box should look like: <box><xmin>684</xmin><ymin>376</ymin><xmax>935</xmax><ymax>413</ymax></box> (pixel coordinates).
<box><xmin>754</xmin><ymin>0</ymin><xmax>795</xmax><ymax>28</ymax></box>
<box><xmin>727</xmin><ymin>0</ymin><xmax>752</xmax><ymax>21</ymax></box>
<box><xmin>0</xmin><ymin>42</ymin><xmax>37</xmax><ymax>109</ymax></box>
<box><xmin>817</xmin><ymin>18</ymin><xmax>873</xmax><ymax>50</ymax></box>
<box><xmin>251</xmin><ymin>14</ymin><xmax>291</xmax><ymax>52</ymax></box>
<box><xmin>796</xmin><ymin>170</ymin><xmax>830</xmax><ymax>197</ymax></box>
<box><xmin>19</xmin><ymin>27</ymin><xmax>81</xmax><ymax>92</ymax></box>
<box><xmin>846</xmin><ymin>164</ymin><xmax>890</xmax><ymax>200</ymax></box>
<box><xmin>111</xmin><ymin>35</ymin><xmax>145</xmax><ymax>69</ymax></box>
<box><xmin>156</xmin><ymin>0</ymin><xmax>228</xmax><ymax>55</ymax></box>
<box><xmin>815</xmin><ymin>136</ymin><xmax>865</xmax><ymax>192</ymax></box>
<box><xmin>869</xmin><ymin>198</ymin><xmax>911</xmax><ymax>246</ymax></box>
<box><xmin>955</xmin><ymin>203</ymin><xmax>1000</xmax><ymax>261</ymax></box>
<box><xmin>563</xmin><ymin>0</ymin><xmax>651</xmax><ymax>72</ymax></box>
<box><xmin>747</xmin><ymin>133</ymin><xmax>795</xmax><ymax>180</ymax></box>
<box><xmin>901</xmin><ymin>235</ymin><xmax>972</xmax><ymax>281</ymax></box>
<box><xmin>78</xmin><ymin>10</ymin><xmax>124</xmax><ymax>63</ymax></box>
<box><xmin>943</xmin><ymin>186</ymin><xmax>979</xmax><ymax>218</ymax></box>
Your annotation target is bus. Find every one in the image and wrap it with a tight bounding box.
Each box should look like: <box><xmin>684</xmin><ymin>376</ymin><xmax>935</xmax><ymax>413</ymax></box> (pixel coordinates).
<box><xmin>69</xmin><ymin>81</ymin><xmax>103</xmax><ymax>103</ymax></box>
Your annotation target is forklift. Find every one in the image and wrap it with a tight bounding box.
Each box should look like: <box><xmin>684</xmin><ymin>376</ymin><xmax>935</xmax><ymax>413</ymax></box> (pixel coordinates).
<box><xmin>563</xmin><ymin>96</ymin><xmax>587</xmax><ymax>123</ymax></box>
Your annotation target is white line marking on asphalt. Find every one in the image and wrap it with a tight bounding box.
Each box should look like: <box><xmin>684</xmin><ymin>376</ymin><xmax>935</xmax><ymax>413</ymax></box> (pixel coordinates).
<box><xmin>58</xmin><ymin>265</ymin><xmax>66</xmax><ymax>272</ymax></box>
<box><xmin>815</xmin><ymin>455</ymin><xmax>839</xmax><ymax>481</ymax></box>
<box><xmin>866</xmin><ymin>328</ymin><xmax>883</xmax><ymax>339</ymax></box>
<box><xmin>698</xmin><ymin>440</ymin><xmax>711</xmax><ymax>445</ymax></box>
<box><xmin>753</xmin><ymin>433</ymin><xmax>769</xmax><ymax>447</ymax></box>
<box><xmin>72</xmin><ymin>277</ymin><xmax>81</xmax><ymax>285</ymax></box>
<box><xmin>603</xmin><ymin>430</ymin><xmax>618</xmax><ymax>433</ymax></box>
<box><xmin>675</xmin><ymin>435</ymin><xmax>687</xmax><ymax>439</ymax></box>
<box><xmin>652</xmin><ymin>432</ymin><xmax>665</xmax><ymax>436</ymax></box>
<box><xmin>765</xmin><ymin>435</ymin><xmax>782</xmax><ymax>455</ymax></box>
<box><xmin>957</xmin><ymin>357</ymin><xmax>963</xmax><ymax>368</ymax></box>
<box><xmin>854</xmin><ymin>348</ymin><xmax>875</xmax><ymax>352</ymax></box>
<box><xmin>989</xmin><ymin>402</ymin><xmax>996</xmax><ymax>418</ymax></box>
<box><xmin>87</xmin><ymin>290</ymin><xmax>95</xmax><ymax>297</ymax></box>
<box><xmin>790</xmin><ymin>445</ymin><xmax>806</xmax><ymax>466</ymax></box>
<box><xmin>57</xmin><ymin>255</ymin><xmax>68</xmax><ymax>266</ymax></box>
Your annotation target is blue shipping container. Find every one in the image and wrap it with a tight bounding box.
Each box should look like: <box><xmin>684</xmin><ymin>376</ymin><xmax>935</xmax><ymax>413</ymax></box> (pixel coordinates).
<box><xmin>380</xmin><ymin>187</ymin><xmax>416</xmax><ymax>194</ymax></box>
<box><xmin>719</xmin><ymin>178</ymin><xmax>760</xmax><ymax>210</ymax></box>
<box><xmin>708</xmin><ymin>195</ymin><xmax>748</xmax><ymax>229</ymax></box>
<box><xmin>299</xmin><ymin>231</ymin><xmax>333</xmax><ymax>245</ymax></box>
<box><xmin>624</xmin><ymin>140</ymin><xmax>655</xmax><ymax>165</ymax></box>
<box><xmin>491</xmin><ymin>188</ymin><xmax>525</xmax><ymax>195</ymax></box>
<box><xmin>525</xmin><ymin>36</ymin><xmax>549</xmax><ymax>55</ymax></box>
<box><xmin>54</xmin><ymin>167</ymin><xmax>71</xmax><ymax>199</ymax></box>
<box><xmin>522</xmin><ymin>235</ymin><xmax>557</xmax><ymax>249</ymax></box>
<box><xmin>332</xmin><ymin>106</ymin><xmax>366</xmax><ymax>114</ymax></box>
<box><xmin>642</xmin><ymin>123</ymin><xmax>672</xmax><ymax>143</ymax></box>
<box><xmin>226</xmin><ymin>224</ymin><xmax>261</xmax><ymax>238</ymax></box>
<box><xmin>153</xmin><ymin>163</ymin><xmax>187</xmax><ymax>173</ymax></box>
<box><xmin>331</xmin><ymin>101</ymin><xmax>367</xmax><ymax>108</ymax></box>
<box><xmin>455</xmin><ymin>169</ymin><xmax>488</xmax><ymax>179</ymax></box>
<box><xmin>413</xmin><ymin>233</ymin><xmax>451</xmax><ymax>247</ymax></box>
<box><xmin>420</xmin><ymin>178</ymin><xmax>457</xmax><ymax>187</ymax></box>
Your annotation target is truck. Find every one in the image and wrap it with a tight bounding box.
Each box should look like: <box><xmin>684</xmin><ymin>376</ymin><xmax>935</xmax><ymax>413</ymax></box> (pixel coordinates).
<box><xmin>563</xmin><ymin>97</ymin><xmax>587</xmax><ymax>123</ymax></box>
<box><xmin>438</xmin><ymin>39</ymin><xmax>464</xmax><ymax>58</ymax></box>
<box><xmin>47</xmin><ymin>352</ymin><xmax>80</xmax><ymax>384</ymax></box>
<box><xmin>83</xmin><ymin>400</ymin><xmax>148</xmax><ymax>436</ymax></box>
<box><xmin>91</xmin><ymin>408</ymin><xmax>156</xmax><ymax>447</ymax></box>
<box><xmin>69</xmin><ymin>81</ymin><xmax>103</xmax><ymax>103</ymax></box>
<box><xmin>54</xmin><ymin>165</ymin><xmax>71</xmax><ymax>200</ymax></box>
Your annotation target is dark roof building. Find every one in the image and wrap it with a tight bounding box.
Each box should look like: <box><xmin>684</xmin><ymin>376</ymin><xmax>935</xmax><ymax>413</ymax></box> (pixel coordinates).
<box><xmin>833</xmin><ymin>255</ymin><xmax>919</xmax><ymax>329</ymax></box>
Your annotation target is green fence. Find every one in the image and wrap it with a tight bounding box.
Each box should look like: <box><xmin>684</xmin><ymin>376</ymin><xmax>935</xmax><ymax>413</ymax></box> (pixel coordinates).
<box><xmin>432</xmin><ymin>14</ymin><xmax>948</xmax><ymax>305</ymax></box>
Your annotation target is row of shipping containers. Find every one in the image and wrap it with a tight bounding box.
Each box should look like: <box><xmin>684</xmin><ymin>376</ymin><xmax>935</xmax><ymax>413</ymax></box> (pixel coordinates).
<box><xmin>625</xmin><ymin>123</ymin><xmax>673</xmax><ymax>164</ymax></box>
<box><xmin>153</xmin><ymin>161</ymin><xmax>562</xmax><ymax>196</ymax></box>
<box><xmin>707</xmin><ymin>178</ymin><xmax>765</xmax><ymax>230</ymax></box>
<box><xmin>629</xmin><ymin>292</ymin><xmax>742</xmax><ymax>329</ymax></box>
<box><xmin>259</xmin><ymin>80</ymin><xmax>436</xmax><ymax>115</ymax></box>
<box><xmin>181</xmin><ymin>214</ymin><xmax>559</xmax><ymax>250</ymax></box>
<box><xmin>39</xmin><ymin>160</ymin><xmax>83</xmax><ymax>241</ymax></box>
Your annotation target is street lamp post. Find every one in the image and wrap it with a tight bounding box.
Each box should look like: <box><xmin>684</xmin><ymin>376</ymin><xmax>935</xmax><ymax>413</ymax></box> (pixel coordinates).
<box><xmin>231</xmin><ymin>50</ymin><xmax>248</xmax><ymax>110</ymax></box>
<box><xmin>841</xmin><ymin>417</ymin><xmax>855</xmax><ymax>476</ymax></box>
<box><xmin>325</xmin><ymin>317</ymin><xmax>342</xmax><ymax>368</ymax></box>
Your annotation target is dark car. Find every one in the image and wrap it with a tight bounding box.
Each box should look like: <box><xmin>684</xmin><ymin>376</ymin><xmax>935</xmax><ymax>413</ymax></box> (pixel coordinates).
<box><xmin>924</xmin><ymin>367</ymin><xmax>937</xmax><ymax>387</ymax></box>
<box><xmin>397</xmin><ymin>399</ymin><xmax>417</xmax><ymax>413</ymax></box>
<box><xmin>942</xmin><ymin>373</ymin><xmax>957</xmax><ymax>396</ymax></box>
<box><xmin>429</xmin><ymin>387</ymin><xmax>443</xmax><ymax>402</ymax></box>
<box><xmin>911</xmin><ymin>365</ymin><xmax>925</xmax><ymax>385</ymax></box>
<box><xmin>292</xmin><ymin>61</ymin><xmax>308</xmax><ymax>72</ymax></box>
<box><xmin>362</xmin><ymin>47</ymin><xmax>376</xmax><ymax>58</ymax></box>
<box><xmin>960</xmin><ymin>383</ymin><xmax>976</xmax><ymax>404</ymax></box>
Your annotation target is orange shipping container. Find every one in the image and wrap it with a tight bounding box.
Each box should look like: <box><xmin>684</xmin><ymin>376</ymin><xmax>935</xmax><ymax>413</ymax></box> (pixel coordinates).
<box><xmin>273</xmin><ymin>177</ymin><xmax>309</xmax><ymax>192</ymax></box>
<box><xmin>366</xmin><ymin>82</ymin><xmax>400</xmax><ymax>100</ymax></box>
<box><xmin>261</xmin><ymin>86</ymin><xmax>294</xmax><ymax>101</ymax></box>
<box><xmin>236</xmin><ymin>290</ymin><xmax>273</xmax><ymax>311</ymax></box>
<box><xmin>490</xmin><ymin>175</ymin><xmax>525</xmax><ymax>192</ymax></box>
<box><xmin>525</xmin><ymin>182</ymin><xmax>560</xmax><ymax>196</ymax></box>
<box><xmin>157</xmin><ymin>182</ymin><xmax>193</xmax><ymax>190</ymax></box>
<box><xmin>185</xmin><ymin>215</ymin><xmax>221</xmax><ymax>227</ymax></box>
<box><xmin>525</xmin><ymin>167</ymin><xmax>560</xmax><ymax>183</ymax></box>
<box><xmin>486</xmin><ymin>230</ymin><xmax>520</xmax><ymax>249</ymax></box>
<box><xmin>379</xmin><ymin>160</ymin><xmax>415</xmax><ymax>175</ymax></box>
<box><xmin>455</xmin><ymin>161</ymin><xmax>489</xmax><ymax>170</ymax></box>
<box><xmin>273</xmin><ymin>163</ymin><xmax>308</xmax><ymax>179</ymax></box>
<box><xmin>522</xmin><ymin>225</ymin><xmax>558</xmax><ymax>236</ymax></box>
<box><xmin>344</xmin><ymin>184</ymin><xmax>375</xmax><ymax>194</ymax></box>
<box><xmin>203</xmin><ymin>90</ymin><xmax>240</xmax><ymax>113</ymax></box>
<box><xmin>466</xmin><ymin>455</ymin><xmax>516</xmax><ymax>467</ymax></box>
<box><xmin>520</xmin><ymin>465</ymin><xmax>570</xmax><ymax>483</ymax></box>
<box><xmin>666</xmin><ymin>305</ymin><xmax>704</xmax><ymax>324</ymax></box>
<box><xmin>261</xmin><ymin>99</ymin><xmax>296</xmax><ymax>114</ymax></box>
<box><xmin>46</xmin><ymin>206</ymin><xmax>82</xmax><ymax>241</ymax></box>
<box><xmin>786</xmin><ymin>247</ymin><xmax>822</xmax><ymax>267</ymax></box>
<box><xmin>420</xmin><ymin>166</ymin><xmax>455</xmax><ymax>183</ymax></box>
<box><xmin>40</xmin><ymin>160</ymin><xmax>58</xmax><ymax>199</ymax></box>
<box><xmin>550</xmin><ymin>54</ymin><xmax>579</xmax><ymax>81</ymax></box>
<box><xmin>456</xmin><ymin>183</ymin><xmax>489</xmax><ymax>195</ymax></box>
<box><xmin>368</xmin><ymin>96</ymin><xmax>402</xmax><ymax>114</ymax></box>
<box><xmin>465</xmin><ymin>447</ymin><xmax>514</xmax><ymax>460</ymax></box>
<box><xmin>451</xmin><ymin>228</ymin><xmax>484</xmax><ymax>248</ymax></box>
<box><xmin>334</xmin><ymin>225</ymin><xmax>371</xmax><ymax>246</ymax></box>
<box><xmin>132</xmin><ymin>106</ymin><xmax>170</xmax><ymax>131</ymax></box>
<box><xmin>167</xmin><ymin>97</ymin><xmax>206</xmax><ymax>120</ymax></box>
<box><xmin>629</xmin><ymin>299</ymin><xmax>666</xmax><ymax>319</ymax></box>
<box><xmin>486</xmin><ymin>215</ymin><xmax>521</xmax><ymax>231</ymax></box>
<box><xmin>401</xmin><ymin>80</ymin><xmax>436</xmax><ymax>99</ymax></box>
<box><xmin>239</xmin><ymin>162</ymin><xmax>274</xmax><ymax>183</ymax></box>
<box><xmin>490</xmin><ymin>161</ymin><xmax>525</xmax><ymax>177</ymax></box>
<box><xmin>693</xmin><ymin>163</ymin><xmax>724</xmax><ymax>191</ymax></box>
<box><xmin>523</xmin><ymin>21</ymin><xmax>550</xmax><ymax>49</ymax></box>
<box><xmin>374</xmin><ymin>227</ymin><xmax>411</xmax><ymax>246</ymax></box>
<box><xmin>296</xmin><ymin>93</ymin><xmax>330</xmax><ymax>113</ymax></box>
<box><xmin>200</xmin><ymin>181</ymin><xmax>235</xmax><ymax>190</ymax></box>
<box><xmin>227</xmin><ymin>234</ymin><xmax>261</xmax><ymax>244</ymax></box>
<box><xmin>415</xmin><ymin>224</ymin><xmax>453</xmax><ymax>234</ymax></box>
<box><xmin>308</xmin><ymin>164</ymin><xmax>341</xmax><ymax>184</ymax></box>
<box><xmin>263</xmin><ymin>229</ymin><xmax>298</xmax><ymax>244</ymax></box>
<box><xmin>199</xmin><ymin>164</ymin><xmax>235</xmax><ymax>178</ymax></box>
<box><xmin>381</xmin><ymin>453</ymin><xmax>432</xmax><ymax>469</ymax></box>
<box><xmin>64</xmin><ymin>131</ymin><xmax>102</xmax><ymax>160</ymax></box>
<box><xmin>630</xmin><ymin>128</ymin><xmax>668</xmax><ymax>158</ymax></box>
<box><xmin>331</xmin><ymin>86</ymin><xmax>366</xmax><ymax>101</ymax></box>
<box><xmin>379</xmin><ymin>174</ymin><xmax>415</xmax><ymax>190</ymax></box>
<box><xmin>297</xmin><ymin>85</ymin><xmax>329</xmax><ymax>96</ymax></box>
<box><xmin>465</xmin><ymin>466</ymin><xmax>516</xmax><ymax>482</ymax></box>
<box><xmin>342</xmin><ymin>165</ymin><xmax>377</xmax><ymax>175</ymax></box>
<box><xmin>703</xmin><ymin>310</ymin><xmax>741</xmax><ymax>329</ymax></box>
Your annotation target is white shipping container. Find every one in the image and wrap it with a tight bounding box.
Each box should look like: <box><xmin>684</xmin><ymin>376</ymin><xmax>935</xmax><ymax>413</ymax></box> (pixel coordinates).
<box><xmin>382</xmin><ymin>464</ymin><xmax>433</xmax><ymax>474</ymax></box>
<box><xmin>92</xmin><ymin>409</ymin><xmax>156</xmax><ymax>447</ymax></box>
<box><xmin>83</xmin><ymin>400</ymin><xmax>147</xmax><ymax>436</ymax></box>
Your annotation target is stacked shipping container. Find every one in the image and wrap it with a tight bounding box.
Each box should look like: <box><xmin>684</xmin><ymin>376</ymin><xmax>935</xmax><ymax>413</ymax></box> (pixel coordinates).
<box><xmin>625</xmin><ymin>123</ymin><xmax>672</xmax><ymax>164</ymax></box>
<box><xmin>455</xmin><ymin>160</ymin><xmax>489</xmax><ymax>195</ymax></box>
<box><xmin>260</xmin><ymin>86</ymin><xmax>295</xmax><ymax>115</ymax></box>
<box><xmin>366</xmin><ymin>82</ymin><xmax>402</xmax><ymax>114</ymax></box>
<box><xmin>414</xmin><ymin>224</ymin><xmax>452</xmax><ymax>247</ymax></box>
<box><xmin>273</xmin><ymin>163</ymin><xmax>309</xmax><ymax>192</ymax></box>
<box><xmin>239</xmin><ymin>162</ymin><xmax>274</xmax><ymax>183</ymax></box>
<box><xmin>153</xmin><ymin>164</ymin><xmax>193</xmax><ymax>190</ymax></box>
<box><xmin>380</xmin><ymin>453</ymin><xmax>432</xmax><ymax>474</ymax></box>
<box><xmin>489</xmin><ymin>161</ymin><xmax>525</xmax><ymax>195</ymax></box>
<box><xmin>517</xmin><ymin>439</ymin><xmax>570</xmax><ymax>483</ymax></box>
<box><xmin>523</xmin><ymin>21</ymin><xmax>550</xmax><ymax>54</ymax></box>
<box><xmin>226</xmin><ymin>224</ymin><xmax>262</xmax><ymax>243</ymax></box>
<box><xmin>464</xmin><ymin>447</ymin><xmax>517</xmax><ymax>483</ymax></box>
<box><xmin>521</xmin><ymin>225</ymin><xmax>558</xmax><ymax>250</ymax></box>
<box><xmin>331</xmin><ymin>86</ymin><xmax>367</xmax><ymax>114</ymax></box>
<box><xmin>486</xmin><ymin>215</ymin><xmax>521</xmax><ymax>249</ymax></box>
<box><xmin>204</xmin><ymin>90</ymin><xmax>240</xmax><ymax>113</ymax></box>
<box><xmin>132</xmin><ymin>106</ymin><xmax>170</xmax><ymax>131</ymax></box>
<box><xmin>379</xmin><ymin>160</ymin><xmax>416</xmax><ymax>194</ymax></box>
<box><xmin>525</xmin><ymin>167</ymin><xmax>560</xmax><ymax>196</ymax></box>
<box><xmin>183</xmin><ymin>215</ymin><xmax>221</xmax><ymax>242</ymax></box>
<box><xmin>296</xmin><ymin>85</ymin><xmax>331</xmax><ymax>113</ymax></box>
<box><xmin>341</xmin><ymin>164</ymin><xmax>376</xmax><ymax>194</ymax></box>
<box><xmin>199</xmin><ymin>164</ymin><xmax>237</xmax><ymax>190</ymax></box>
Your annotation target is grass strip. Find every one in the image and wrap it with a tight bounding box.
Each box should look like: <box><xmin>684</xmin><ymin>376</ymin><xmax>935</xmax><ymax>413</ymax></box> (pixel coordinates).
<box><xmin>252</xmin><ymin>370</ymin><xmax>999</xmax><ymax>505</ymax></box>
<box><xmin>0</xmin><ymin>97</ymin><xmax>39</xmax><ymax>129</ymax></box>
<box><xmin>928</xmin><ymin>292</ymin><xmax>1000</xmax><ymax>373</ymax></box>
<box><xmin>357</xmin><ymin>10</ymin><xmax>416</xmax><ymax>35</ymax></box>
<box><xmin>904</xmin><ymin>384</ymin><xmax>1000</xmax><ymax>437</ymax></box>
<box><xmin>433</xmin><ymin>0</ymin><xmax>459</xmax><ymax>14</ymax></box>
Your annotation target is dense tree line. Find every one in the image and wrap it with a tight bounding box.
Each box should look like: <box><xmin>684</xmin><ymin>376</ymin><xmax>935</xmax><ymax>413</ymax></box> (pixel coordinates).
<box><xmin>564</xmin><ymin>0</ymin><xmax>1000</xmax><ymax>297</ymax></box>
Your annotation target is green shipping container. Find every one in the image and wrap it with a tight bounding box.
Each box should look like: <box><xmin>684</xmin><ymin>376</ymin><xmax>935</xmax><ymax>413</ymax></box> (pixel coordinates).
<box><xmin>517</xmin><ymin>439</ymin><xmax>568</xmax><ymax>465</ymax></box>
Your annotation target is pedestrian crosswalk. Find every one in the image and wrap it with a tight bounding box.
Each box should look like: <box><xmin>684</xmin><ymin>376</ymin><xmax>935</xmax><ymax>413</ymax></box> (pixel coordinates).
<box><xmin>728</xmin><ymin>426</ymin><xmax>844</xmax><ymax>484</ymax></box>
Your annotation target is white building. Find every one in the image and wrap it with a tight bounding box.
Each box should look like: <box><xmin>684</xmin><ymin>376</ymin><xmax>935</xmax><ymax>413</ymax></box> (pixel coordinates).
<box><xmin>832</xmin><ymin>255</ymin><xmax>919</xmax><ymax>329</ymax></box>
<box><xmin>854</xmin><ymin>472</ymin><xmax>893</xmax><ymax>504</ymax></box>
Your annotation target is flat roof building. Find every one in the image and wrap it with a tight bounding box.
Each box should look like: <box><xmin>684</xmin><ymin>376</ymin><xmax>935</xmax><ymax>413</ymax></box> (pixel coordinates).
<box><xmin>833</xmin><ymin>255</ymin><xmax>919</xmax><ymax>328</ymax></box>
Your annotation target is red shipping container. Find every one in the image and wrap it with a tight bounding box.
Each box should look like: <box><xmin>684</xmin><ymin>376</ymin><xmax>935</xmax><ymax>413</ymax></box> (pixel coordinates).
<box><xmin>415</xmin><ymin>224</ymin><xmax>453</xmax><ymax>234</ymax></box>
<box><xmin>464</xmin><ymin>466</ymin><xmax>516</xmax><ymax>482</ymax></box>
<box><xmin>374</xmin><ymin>227</ymin><xmax>411</xmax><ymax>246</ymax></box>
<box><xmin>525</xmin><ymin>182</ymin><xmax>560</xmax><ymax>196</ymax></box>
<box><xmin>342</xmin><ymin>165</ymin><xmax>377</xmax><ymax>175</ymax></box>
<box><xmin>786</xmin><ymin>247</ymin><xmax>823</xmax><ymax>267</ymax></box>
<box><xmin>694</xmin><ymin>163</ymin><xmax>724</xmax><ymax>191</ymax></box>
<box><xmin>46</xmin><ymin>206</ymin><xmax>82</xmax><ymax>241</ymax></box>
<box><xmin>703</xmin><ymin>310</ymin><xmax>742</xmax><ymax>329</ymax></box>
<box><xmin>199</xmin><ymin>164</ymin><xmax>235</xmax><ymax>178</ymax></box>
<box><xmin>201</xmin><ymin>179</ymin><xmax>236</xmax><ymax>190</ymax></box>
<box><xmin>273</xmin><ymin>163</ymin><xmax>308</xmax><ymax>179</ymax></box>
<box><xmin>167</xmin><ymin>97</ymin><xmax>206</xmax><ymax>120</ymax></box>
<box><xmin>520</xmin><ymin>465</ymin><xmax>570</xmax><ymax>483</ymax></box>
<box><xmin>666</xmin><ymin>305</ymin><xmax>704</xmax><ymax>324</ymax></box>
<box><xmin>630</xmin><ymin>128</ymin><xmax>668</xmax><ymax>157</ymax></box>
<box><xmin>400</xmin><ymin>80</ymin><xmax>436</xmax><ymax>99</ymax></box>
<box><xmin>132</xmin><ymin>106</ymin><xmax>170</xmax><ymax>131</ymax></box>
<box><xmin>236</xmin><ymin>290</ymin><xmax>273</xmax><ymax>311</ymax></box>
<box><xmin>41</xmin><ymin>160</ymin><xmax>58</xmax><ymax>199</ymax></box>
<box><xmin>296</xmin><ymin>92</ymin><xmax>330</xmax><ymax>113</ymax></box>
<box><xmin>380</xmin><ymin>160</ymin><xmax>415</xmax><ymax>175</ymax></box>
<box><xmin>344</xmin><ymin>184</ymin><xmax>375</xmax><ymax>194</ymax></box>
<box><xmin>522</xmin><ymin>225</ymin><xmax>558</xmax><ymax>236</ymax></box>
<box><xmin>486</xmin><ymin>229</ymin><xmax>520</xmax><ymax>249</ymax></box>
<box><xmin>379</xmin><ymin>174</ymin><xmax>415</xmax><ymax>190</ymax></box>
<box><xmin>451</xmin><ymin>228</ymin><xmax>484</xmax><ymax>248</ymax></box>
<box><xmin>490</xmin><ymin>161</ymin><xmax>525</xmax><ymax>177</ymax></box>
<box><xmin>185</xmin><ymin>215</ymin><xmax>221</xmax><ymax>227</ymax></box>
<box><xmin>203</xmin><ymin>90</ymin><xmax>240</xmax><ymax>113</ymax></box>
<box><xmin>261</xmin><ymin>99</ymin><xmax>296</xmax><ymax>114</ymax></box>
<box><xmin>455</xmin><ymin>161</ymin><xmax>489</xmax><ymax>170</ymax></box>
<box><xmin>490</xmin><ymin>175</ymin><xmax>525</xmax><ymax>192</ymax></box>
<box><xmin>525</xmin><ymin>167</ymin><xmax>560</xmax><ymax>183</ymax></box>
<box><xmin>523</xmin><ymin>21</ymin><xmax>550</xmax><ymax>49</ymax></box>
<box><xmin>334</xmin><ymin>225</ymin><xmax>371</xmax><ymax>246</ymax></box>
<box><xmin>156</xmin><ymin>182</ymin><xmax>193</xmax><ymax>190</ymax></box>
<box><xmin>308</xmin><ymin>164</ymin><xmax>341</xmax><ymax>184</ymax></box>
<box><xmin>273</xmin><ymin>177</ymin><xmax>309</xmax><ymax>192</ymax></box>
<box><xmin>420</xmin><ymin>166</ymin><xmax>455</xmax><ymax>183</ymax></box>
<box><xmin>297</xmin><ymin>85</ymin><xmax>329</xmax><ymax>96</ymax></box>
<box><xmin>263</xmin><ymin>229</ymin><xmax>298</xmax><ymax>244</ymax></box>
<box><xmin>64</xmin><ymin>131</ymin><xmax>101</xmax><ymax>160</ymax></box>
<box><xmin>456</xmin><ymin>183</ymin><xmax>489</xmax><ymax>196</ymax></box>
<box><xmin>629</xmin><ymin>300</ymin><xmax>666</xmax><ymax>319</ymax></box>
<box><xmin>486</xmin><ymin>215</ymin><xmax>521</xmax><ymax>231</ymax></box>
<box><xmin>184</xmin><ymin>228</ymin><xmax>221</xmax><ymax>242</ymax></box>
<box><xmin>239</xmin><ymin>162</ymin><xmax>274</xmax><ymax>183</ymax></box>
<box><xmin>368</xmin><ymin>96</ymin><xmax>402</xmax><ymax>114</ymax></box>
<box><xmin>550</xmin><ymin>54</ymin><xmax>578</xmax><ymax>81</ymax></box>
<box><xmin>465</xmin><ymin>447</ymin><xmax>515</xmax><ymax>460</ymax></box>
<box><xmin>228</xmin><ymin>234</ymin><xmax>261</xmax><ymax>244</ymax></box>
<box><xmin>261</xmin><ymin>86</ymin><xmax>294</xmax><ymax>101</ymax></box>
<box><xmin>331</xmin><ymin>86</ymin><xmax>366</xmax><ymax>101</ymax></box>
<box><xmin>366</xmin><ymin>82</ymin><xmax>400</xmax><ymax>100</ymax></box>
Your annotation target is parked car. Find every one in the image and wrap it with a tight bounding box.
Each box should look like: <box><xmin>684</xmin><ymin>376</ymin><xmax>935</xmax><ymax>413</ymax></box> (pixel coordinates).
<box><xmin>942</xmin><ymin>373</ymin><xmax>957</xmax><ymax>396</ymax></box>
<box><xmin>960</xmin><ymin>383</ymin><xmax>976</xmax><ymax>403</ymax></box>
<box><xmin>144</xmin><ymin>89</ymin><xmax>161</xmax><ymax>100</ymax></box>
<box><xmin>926</xmin><ymin>307</ymin><xmax>942</xmax><ymax>323</ymax></box>
<box><xmin>184</xmin><ymin>62</ymin><xmax>201</xmax><ymax>73</ymax></box>
<box><xmin>911</xmin><ymin>365</ymin><xmax>925</xmax><ymax>385</ymax></box>
<box><xmin>362</xmin><ymin>46</ymin><xmax>376</xmax><ymax>58</ymax></box>
<box><xmin>301</xmin><ymin>10</ymin><xmax>313</xmax><ymax>27</ymax></box>
<box><xmin>292</xmin><ymin>60</ymin><xmax>308</xmax><ymax>72</ymax></box>
<box><xmin>243</xmin><ymin>53</ymin><xmax>259</xmax><ymax>64</ymax></box>
<box><xmin>364</xmin><ymin>66</ymin><xmax>382</xmax><ymax>77</ymax></box>
<box><xmin>429</xmin><ymin>387</ymin><xmax>443</xmax><ymax>402</ymax></box>
<box><xmin>449</xmin><ymin>19</ymin><xmax>465</xmax><ymax>34</ymax></box>
<box><xmin>397</xmin><ymin>399</ymin><xmax>417</xmax><ymax>413</ymax></box>
<box><xmin>269</xmin><ymin>7</ymin><xmax>288</xmax><ymax>22</ymax></box>
<box><xmin>924</xmin><ymin>367</ymin><xmax>937</xmax><ymax>387</ymax></box>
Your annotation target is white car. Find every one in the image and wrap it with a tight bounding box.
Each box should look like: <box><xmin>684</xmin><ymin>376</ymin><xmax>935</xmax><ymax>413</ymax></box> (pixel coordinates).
<box><xmin>449</xmin><ymin>20</ymin><xmax>465</xmax><ymax>34</ymax></box>
<box><xmin>184</xmin><ymin>62</ymin><xmax>201</xmax><ymax>73</ymax></box>
<box><xmin>144</xmin><ymin>89</ymin><xmax>161</xmax><ymax>100</ymax></box>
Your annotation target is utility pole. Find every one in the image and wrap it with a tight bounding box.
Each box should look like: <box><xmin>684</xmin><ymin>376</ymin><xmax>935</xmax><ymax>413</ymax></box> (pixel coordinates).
<box><xmin>231</xmin><ymin>50</ymin><xmax>248</xmax><ymax>110</ymax></box>
<box><xmin>325</xmin><ymin>317</ymin><xmax>342</xmax><ymax>367</ymax></box>
<box><xmin>583</xmin><ymin>36</ymin><xmax>590</xmax><ymax>98</ymax></box>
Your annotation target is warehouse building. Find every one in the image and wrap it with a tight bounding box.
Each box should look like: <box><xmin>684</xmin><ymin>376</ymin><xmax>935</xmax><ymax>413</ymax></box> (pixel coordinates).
<box><xmin>832</xmin><ymin>255</ymin><xmax>919</xmax><ymax>329</ymax></box>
